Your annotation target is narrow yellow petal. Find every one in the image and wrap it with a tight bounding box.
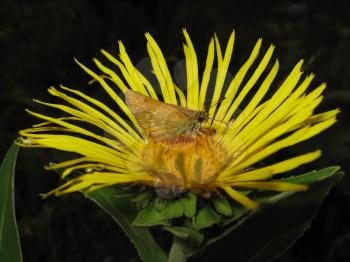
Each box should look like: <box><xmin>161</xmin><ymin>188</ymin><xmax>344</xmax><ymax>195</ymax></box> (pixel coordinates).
<box><xmin>50</xmin><ymin>172</ymin><xmax>154</xmax><ymax>195</ymax></box>
<box><xmin>30</xmin><ymin>135</ymin><xmax>136</xmax><ymax>168</ymax></box>
<box><xmin>146</xmin><ymin>41</ymin><xmax>171</xmax><ymax>103</ymax></box>
<box><xmin>183</xmin><ymin>29</ymin><xmax>199</xmax><ymax>109</ymax></box>
<box><xmin>61</xmin><ymin>163</ymin><xmax>104</xmax><ymax>178</ymax></box>
<box><xmin>58</xmin><ymin>180</ymin><xmax>93</xmax><ymax>194</ymax></box>
<box><xmin>32</xmin><ymin>117</ymin><xmax>82</xmax><ymax>127</ymax></box>
<box><xmin>235</xmin><ymin>114</ymin><xmax>334</xmax><ymax>169</ymax></box>
<box><xmin>222</xmin><ymin>186</ymin><xmax>258</xmax><ymax>210</ymax></box>
<box><xmin>61</xmin><ymin>163</ymin><xmax>127</xmax><ymax>178</ymax></box>
<box><xmin>295</xmin><ymin>117</ymin><xmax>338</xmax><ymax>144</ymax></box>
<box><xmin>214</xmin><ymin>38</ymin><xmax>263</xmax><ymax>127</ymax></box>
<box><xmin>290</xmin><ymin>109</ymin><xmax>340</xmax><ymax>131</ymax></box>
<box><xmin>32</xmin><ymin>96</ymin><xmax>141</xmax><ymax>154</ymax></box>
<box><xmin>198</xmin><ymin>38</ymin><xmax>215</xmax><ymax>110</ymax></box>
<box><xmin>118</xmin><ymin>41</ymin><xmax>148</xmax><ymax>94</ymax></box>
<box><xmin>209</xmin><ymin>31</ymin><xmax>235</xmax><ymax>120</ymax></box>
<box><xmin>184</xmin><ymin>44</ymin><xmax>195</xmax><ymax>109</ymax></box>
<box><xmin>174</xmin><ymin>84</ymin><xmax>187</xmax><ymax>107</ymax></box>
<box><xmin>289</xmin><ymin>83</ymin><xmax>326</xmax><ymax>115</ymax></box>
<box><xmin>218</xmin><ymin>44</ymin><xmax>275</xmax><ymax>128</ymax></box>
<box><xmin>218</xmin><ymin>58</ymin><xmax>278</xmax><ymax>137</ymax></box>
<box><xmin>135</xmin><ymin>69</ymin><xmax>159</xmax><ymax>100</ymax></box>
<box><xmin>100</xmin><ymin>49</ymin><xmax>159</xmax><ymax>100</ymax></box>
<box><xmin>237</xmin><ymin>60</ymin><xmax>303</xmax><ymax>135</ymax></box>
<box><xmin>23</xmin><ymin>110</ymin><xmax>141</xmax><ymax>163</ymax></box>
<box><xmin>80</xmin><ymin>172</ymin><xmax>154</xmax><ymax>184</ymax></box>
<box><xmin>16</xmin><ymin>141</ymin><xmax>47</xmax><ymax>148</ymax></box>
<box><xmin>214</xmin><ymin>33</ymin><xmax>223</xmax><ymax>67</ymax></box>
<box><xmin>74</xmin><ymin>58</ymin><xmax>145</xmax><ymax>136</ymax></box>
<box><xmin>281</xmin><ymin>73</ymin><xmax>315</xmax><ymax>106</ymax></box>
<box><xmin>21</xmin><ymin>126</ymin><xmax>69</xmax><ymax>133</ymax></box>
<box><xmin>41</xmin><ymin>180</ymin><xmax>92</xmax><ymax>198</ymax></box>
<box><xmin>106</xmin><ymin>58</ymin><xmax>141</xmax><ymax>95</ymax></box>
<box><xmin>93</xmin><ymin>56</ymin><xmax>129</xmax><ymax>92</ymax></box>
<box><xmin>232</xmin><ymin>99</ymin><xmax>317</xmax><ymax>158</ymax></box>
<box><xmin>226</xmin><ymin>126</ymin><xmax>309</xmax><ymax>173</ymax></box>
<box><xmin>223</xmin><ymin>61</ymin><xmax>304</xmax><ymax>151</ymax></box>
<box><xmin>232</xmin><ymin>181</ymin><xmax>308</xmax><ymax>191</ymax></box>
<box><xmin>220</xmin><ymin>150</ymin><xmax>321</xmax><ymax>181</ymax></box>
<box><xmin>145</xmin><ymin>33</ymin><xmax>177</xmax><ymax>104</ymax></box>
<box><xmin>45</xmin><ymin>157</ymin><xmax>90</xmax><ymax>170</ymax></box>
<box><xmin>59</xmin><ymin>85</ymin><xmax>142</xmax><ymax>142</ymax></box>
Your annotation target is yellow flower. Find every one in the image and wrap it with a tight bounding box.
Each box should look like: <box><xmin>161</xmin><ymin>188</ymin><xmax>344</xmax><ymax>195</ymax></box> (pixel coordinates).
<box><xmin>19</xmin><ymin>29</ymin><xmax>339</xmax><ymax>210</ymax></box>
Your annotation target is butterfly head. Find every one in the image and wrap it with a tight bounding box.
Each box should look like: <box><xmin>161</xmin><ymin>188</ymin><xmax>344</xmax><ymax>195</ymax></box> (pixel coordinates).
<box><xmin>196</xmin><ymin>111</ymin><xmax>209</xmax><ymax>123</ymax></box>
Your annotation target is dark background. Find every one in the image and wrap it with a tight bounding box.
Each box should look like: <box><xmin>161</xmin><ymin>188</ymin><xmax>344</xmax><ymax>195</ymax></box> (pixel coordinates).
<box><xmin>1</xmin><ymin>0</ymin><xmax>350</xmax><ymax>261</ymax></box>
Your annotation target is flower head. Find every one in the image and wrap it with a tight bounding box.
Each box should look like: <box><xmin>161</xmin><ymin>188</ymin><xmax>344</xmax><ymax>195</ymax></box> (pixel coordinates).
<box><xmin>19</xmin><ymin>29</ymin><xmax>339</xmax><ymax>209</ymax></box>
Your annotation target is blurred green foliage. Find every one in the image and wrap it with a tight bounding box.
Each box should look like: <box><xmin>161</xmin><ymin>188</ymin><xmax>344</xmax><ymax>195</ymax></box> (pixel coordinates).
<box><xmin>0</xmin><ymin>0</ymin><xmax>349</xmax><ymax>261</ymax></box>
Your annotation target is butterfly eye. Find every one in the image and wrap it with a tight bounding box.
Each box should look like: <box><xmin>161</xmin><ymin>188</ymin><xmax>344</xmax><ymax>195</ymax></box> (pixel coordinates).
<box><xmin>197</xmin><ymin>114</ymin><xmax>206</xmax><ymax>123</ymax></box>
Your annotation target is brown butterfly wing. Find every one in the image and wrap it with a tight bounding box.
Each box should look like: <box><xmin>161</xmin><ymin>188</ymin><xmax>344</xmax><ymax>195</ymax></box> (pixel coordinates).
<box><xmin>125</xmin><ymin>90</ymin><xmax>198</xmax><ymax>141</ymax></box>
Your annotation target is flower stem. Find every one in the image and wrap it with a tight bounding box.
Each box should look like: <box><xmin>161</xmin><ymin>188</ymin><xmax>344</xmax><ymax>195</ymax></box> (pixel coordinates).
<box><xmin>167</xmin><ymin>236</ymin><xmax>187</xmax><ymax>262</ymax></box>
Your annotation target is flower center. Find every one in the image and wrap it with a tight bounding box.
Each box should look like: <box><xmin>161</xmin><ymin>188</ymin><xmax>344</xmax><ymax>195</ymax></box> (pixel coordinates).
<box><xmin>142</xmin><ymin>130</ymin><xmax>229</xmax><ymax>198</ymax></box>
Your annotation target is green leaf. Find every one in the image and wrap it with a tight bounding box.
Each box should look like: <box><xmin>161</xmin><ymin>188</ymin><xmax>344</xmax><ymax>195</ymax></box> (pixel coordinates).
<box><xmin>0</xmin><ymin>142</ymin><xmax>22</xmax><ymax>262</ymax></box>
<box><xmin>204</xmin><ymin>167</ymin><xmax>343</xmax><ymax>262</ymax></box>
<box><xmin>193</xmin><ymin>206</ymin><xmax>221</xmax><ymax>229</ymax></box>
<box><xmin>180</xmin><ymin>192</ymin><xmax>197</xmax><ymax>217</ymax></box>
<box><xmin>133</xmin><ymin>203</ymin><xmax>171</xmax><ymax>227</ymax></box>
<box><xmin>213</xmin><ymin>192</ymin><xmax>233</xmax><ymax>216</ymax></box>
<box><xmin>86</xmin><ymin>187</ymin><xmax>167</xmax><ymax>262</ymax></box>
<box><xmin>162</xmin><ymin>199</ymin><xmax>183</xmax><ymax>219</ymax></box>
<box><xmin>281</xmin><ymin>166</ymin><xmax>341</xmax><ymax>184</ymax></box>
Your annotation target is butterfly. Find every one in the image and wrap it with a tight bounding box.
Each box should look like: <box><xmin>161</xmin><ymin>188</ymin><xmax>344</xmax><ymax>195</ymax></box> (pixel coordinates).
<box><xmin>125</xmin><ymin>90</ymin><xmax>211</xmax><ymax>143</ymax></box>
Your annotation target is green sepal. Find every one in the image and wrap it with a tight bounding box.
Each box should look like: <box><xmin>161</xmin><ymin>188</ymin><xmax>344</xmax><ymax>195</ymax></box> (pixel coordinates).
<box><xmin>134</xmin><ymin>189</ymin><xmax>153</xmax><ymax>210</ymax></box>
<box><xmin>133</xmin><ymin>203</ymin><xmax>171</xmax><ymax>227</ymax></box>
<box><xmin>212</xmin><ymin>192</ymin><xmax>233</xmax><ymax>216</ymax></box>
<box><xmin>193</xmin><ymin>206</ymin><xmax>221</xmax><ymax>229</ymax></box>
<box><xmin>154</xmin><ymin>197</ymin><xmax>166</xmax><ymax>211</ymax></box>
<box><xmin>162</xmin><ymin>199</ymin><xmax>184</xmax><ymax>219</ymax></box>
<box><xmin>180</xmin><ymin>192</ymin><xmax>197</xmax><ymax>217</ymax></box>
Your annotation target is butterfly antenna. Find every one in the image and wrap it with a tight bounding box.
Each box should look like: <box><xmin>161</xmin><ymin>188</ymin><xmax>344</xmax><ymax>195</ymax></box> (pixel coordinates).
<box><xmin>208</xmin><ymin>117</ymin><xmax>235</xmax><ymax>146</ymax></box>
<box><xmin>208</xmin><ymin>117</ymin><xmax>229</xmax><ymax>126</ymax></box>
<box><xmin>205</xmin><ymin>96</ymin><xmax>227</xmax><ymax>111</ymax></box>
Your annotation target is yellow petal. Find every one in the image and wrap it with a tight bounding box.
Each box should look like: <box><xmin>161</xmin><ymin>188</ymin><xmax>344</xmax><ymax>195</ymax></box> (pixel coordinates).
<box><xmin>220</xmin><ymin>150</ymin><xmax>321</xmax><ymax>181</ymax></box>
<box><xmin>222</xmin><ymin>186</ymin><xmax>258</xmax><ymax>209</ymax></box>
<box><xmin>198</xmin><ymin>38</ymin><xmax>215</xmax><ymax>110</ymax></box>
<box><xmin>59</xmin><ymin>85</ymin><xmax>142</xmax><ymax>143</ymax></box>
<box><xmin>219</xmin><ymin>58</ymin><xmax>278</xmax><ymax>138</ymax></box>
<box><xmin>213</xmin><ymin>39</ymin><xmax>263</xmax><ymax>127</ymax></box>
<box><xmin>74</xmin><ymin>58</ymin><xmax>145</xmax><ymax>136</ymax></box>
<box><xmin>145</xmin><ymin>33</ymin><xmax>177</xmax><ymax>104</ymax></box>
<box><xmin>232</xmin><ymin>181</ymin><xmax>308</xmax><ymax>191</ymax></box>
<box><xmin>183</xmin><ymin>29</ymin><xmax>199</xmax><ymax>109</ymax></box>
<box><xmin>208</xmin><ymin>31</ymin><xmax>235</xmax><ymax>120</ymax></box>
